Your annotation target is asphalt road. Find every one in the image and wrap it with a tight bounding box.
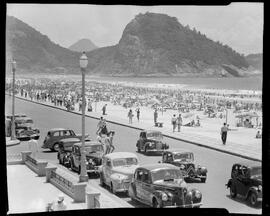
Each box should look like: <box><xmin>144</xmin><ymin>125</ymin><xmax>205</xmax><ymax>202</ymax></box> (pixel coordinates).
<box><xmin>5</xmin><ymin>95</ymin><xmax>261</xmax><ymax>214</ymax></box>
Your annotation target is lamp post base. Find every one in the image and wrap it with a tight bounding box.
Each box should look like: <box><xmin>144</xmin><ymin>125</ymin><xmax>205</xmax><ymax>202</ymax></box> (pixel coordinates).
<box><xmin>79</xmin><ymin>174</ymin><xmax>88</xmax><ymax>183</ymax></box>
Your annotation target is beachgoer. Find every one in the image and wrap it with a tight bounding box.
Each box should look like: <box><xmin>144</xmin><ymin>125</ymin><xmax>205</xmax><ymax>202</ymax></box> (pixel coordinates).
<box><xmin>221</xmin><ymin>123</ymin><xmax>228</xmax><ymax>145</ymax></box>
<box><xmin>171</xmin><ymin>114</ymin><xmax>177</xmax><ymax>132</ymax></box>
<box><xmin>154</xmin><ymin>109</ymin><xmax>158</xmax><ymax>124</ymax></box>
<box><xmin>102</xmin><ymin>104</ymin><xmax>107</xmax><ymax>115</ymax></box>
<box><xmin>128</xmin><ymin>109</ymin><xmax>133</xmax><ymax>124</ymax></box>
<box><xmin>136</xmin><ymin>107</ymin><xmax>140</xmax><ymax>122</ymax></box>
<box><xmin>177</xmin><ymin>114</ymin><xmax>182</xmax><ymax>132</ymax></box>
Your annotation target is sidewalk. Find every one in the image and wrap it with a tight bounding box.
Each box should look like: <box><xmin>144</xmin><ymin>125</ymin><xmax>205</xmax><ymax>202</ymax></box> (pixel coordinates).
<box><xmin>7</xmin><ymin>162</ymin><xmax>132</xmax><ymax>214</ymax></box>
<box><xmin>11</xmin><ymin>94</ymin><xmax>262</xmax><ymax>161</ymax></box>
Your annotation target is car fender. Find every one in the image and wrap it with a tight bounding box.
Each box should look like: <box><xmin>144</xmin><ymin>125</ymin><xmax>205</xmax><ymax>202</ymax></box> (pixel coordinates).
<box><xmin>110</xmin><ymin>173</ymin><xmax>128</xmax><ymax>184</ymax></box>
<box><xmin>197</xmin><ymin>167</ymin><xmax>207</xmax><ymax>175</ymax></box>
<box><xmin>152</xmin><ymin>190</ymin><xmax>165</xmax><ymax>202</ymax></box>
<box><xmin>246</xmin><ymin>186</ymin><xmax>260</xmax><ymax>199</ymax></box>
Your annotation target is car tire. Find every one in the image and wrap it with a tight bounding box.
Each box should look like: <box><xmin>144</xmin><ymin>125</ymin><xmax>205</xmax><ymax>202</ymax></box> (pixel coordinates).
<box><xmin>53</xmin><ymin>143</ymin><xmax>60</xmax><ymax>152</ymax></box>
<box><xmin>152</xmin><ymin>198</ymin><xmax>161</xmax><ymax>208</ymax></box>
<box><xmin>200</xmin><ymin>176</ymin><xmax>207</xmax><ymax>183</ymax></box>
<box><xmin>249</xmin><ymin>192</ymin><xmax>258</xmax><ymax>207</ymax></box>
<box><xmin>230</xmin><ymin>185</ymin><xmax>237</xmax><ymax>198</ymax></box>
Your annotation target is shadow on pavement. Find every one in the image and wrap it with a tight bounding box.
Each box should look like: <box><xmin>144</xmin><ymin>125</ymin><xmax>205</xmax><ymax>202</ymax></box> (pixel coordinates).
<box><xmin>225</xmin><ymin>195</ymin><xmax>262</xmax><ymax>209</ymax></box>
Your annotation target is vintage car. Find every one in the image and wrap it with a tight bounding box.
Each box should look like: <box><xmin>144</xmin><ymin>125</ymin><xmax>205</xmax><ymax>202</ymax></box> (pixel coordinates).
<box><xmin>160</xmin><ymin>149</ymin><xmax>207</xmax><ymax>183</ymax></box>
<box><xmin>66</xmin><ymin>141</ymin><xmax>104</xmax><ymax>175</ymax></box>
<box><xmin>57</xmin><ymin>138</ymin><xmax>80</xmax><ymax>167</ymax></box>
<box><xmin>128</xmin><ymin>163</ymin><xmax>202</xmax><ymax>208</ymax></box>
<box><xmin>14</xmin><ymin>117</ymin><xmax>40</xmax><ymax>140</ymax></box>
<box><xmin>136</xmin><ymin>130</ymin><xmax>169</xmax><ymax>153</ymax></box>
<box><xmin>99</xmin><ymin>152</ymin><xmax>139</xmax><ymax>194</ymax></box>
<box><xmin>226</xmin><ymin>161</ymin><xmax>262</xmax><ymax>207</ymax></box>
<box><xmin>42</xmin><ymin>128</ymin><xmax>90</xmax><ymax>151</ymax></box>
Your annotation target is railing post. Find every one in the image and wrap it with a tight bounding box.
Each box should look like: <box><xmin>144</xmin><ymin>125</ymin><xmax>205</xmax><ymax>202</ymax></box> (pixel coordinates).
<box><xmin>86</xmin><ymin>190</ymin><xmax>101</xmax><ymax>209</ymax></box>
<box><xmin>21</xmin><ymin>151</ymin><xmax>32</xmax><ymax>163</ymax></box>
<box><xmin>73</xmin><ymin>182</ymin><xmax>87</xmax><ymax>202</ymax></box>
<box><xmin>36</xmin><ymin>160</ymin><xmax>48</xmax><ymax>176</ymax></box>
<box><xmin>45</xmin><ymin>166</ymin><xmax>57</xmax><ymax>182</ymax></box>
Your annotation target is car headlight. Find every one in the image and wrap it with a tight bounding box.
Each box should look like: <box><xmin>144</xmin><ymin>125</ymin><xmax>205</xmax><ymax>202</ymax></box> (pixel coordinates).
<box><xmin>161</xmin><ymin>193</ymin><xmax>168</xmax><ymax>201</ymax></box>
<box><xmin>258</xmin><ymin>185</ymin><xmax>262</xmax><ymax>191</ymax></box>
<box><xmin>180</xmin><ymin>164</ymin><xmax>185</xmax><ymax>169</ymax></box>
<box><xmin>149</xmin><ymin>142</ymin><xmax>152</xmax><ymax>147</ymax></box>
<box><xmin>194</xmin><ymin>190</ymin><xmax>202</xmax><ymax>199</ymax></box>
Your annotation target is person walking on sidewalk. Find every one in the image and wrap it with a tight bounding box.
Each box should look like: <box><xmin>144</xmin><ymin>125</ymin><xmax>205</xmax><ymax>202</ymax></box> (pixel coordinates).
<box><xmin>102</xmin><ymin>104</ymin><xmax>107</xmax><ymax>115</ymax></box>
<box><xmin>28</xmin><ymin>135</ymin><xmax>38</xmax><ymax>158</ymax></box>
<box><xmin>154</xmin><ymin>109</ymin><xmax>158</xmax><ymax>125</ymax></box>
<box><xmin>177</xmin><ymin>114</ymin><xmax>182</xmax><ymax>132</ymax></box>
<box><xmin>136</xmin><ymin>107</ymin><xmax>140</xmax><ymax>122</ymax></box>
<box><xmin>171</xmin><ymin>114</ymin><xmax>177</xmax><ymax>132</ymax></box>
<box><xmin>221</xmin><ymin>123</ymin><xmax>228</xmax><ymax>145</ymax></box>
<box><xmin>128</xmin><ymin>109</ymin><xmax>134</xmax><ymax>124</ymax></box>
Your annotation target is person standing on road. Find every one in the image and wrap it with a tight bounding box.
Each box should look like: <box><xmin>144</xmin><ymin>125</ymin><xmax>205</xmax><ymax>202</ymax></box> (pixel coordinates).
<box><xmin>171</xmin><ymin>114</ymin><xmax>177</xmax><ymax>132</ymax></box>
<box><xmin>154</xmin><ymin>109</ymin><xmax>158</xmax><ymax>125</ymax></box>
<box><xmin>221</xmin><ymin>123</ymin><xmax>228</xmax><ymax>145</ymax></box>
<box><xmin>135</xmin><ymin>107</ymin><xmax>140</xmax><ymax>122</ymax></box>
<box><xmin>128</xmin><ymin>109</ymin><xmax>133</xmax><ymax>124</ymax></box>
<box><xmin>177</xmin><ymin>114</ymin><xmax>182</xmax><ymax>132</ymax></box>
<box><xmin>28</xmin><ymin>135</ymin><xmax>38</xmax><ymax>158</ymax></box>
<box><xmin>96</xmin><ymin>117</ymin><xmax>104</xmax><ymax>135</ymax></box>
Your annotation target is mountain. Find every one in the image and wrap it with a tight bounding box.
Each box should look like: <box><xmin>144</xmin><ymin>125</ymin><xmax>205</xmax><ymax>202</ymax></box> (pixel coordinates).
<box><xmin>68</xmin><ymin>39</ymin><xmax>98</xmax><ymax>52</ymax></box>
<box><xmin>6</xmin><ymin>13</ymin><xmax>251</xmax><ymax>77</ymax></box>
<box><xmin>245</xmin><ymin>53</ymin><xmax>262</xmax><ymax>71</ymax></box>
<box><xmin>6</xmin><ymin>15</ymin><xmax>80</xmax><ymax>75</ymax></box>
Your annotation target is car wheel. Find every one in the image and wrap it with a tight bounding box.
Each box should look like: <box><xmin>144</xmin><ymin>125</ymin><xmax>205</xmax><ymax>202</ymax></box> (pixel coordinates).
<box><xmin>200</xmin><ymin>176</ymin><xmax>207</xmax><ymax>183</ymax></box>
<box><xmin>152</xmin><ymin>198</ymin><xmax>161</xmax><ymax>208</ymax></box>
<box><xmin>249</xmin><ymin>192</ymin><xmax>258</xmax><ymax>207</ymax></box>
<box><xmin>230</xmin><ymin>185</ymin><xmax>237</xmax><ymax>198</ymax></box>
<box><xmin>53</xmin><ymin>143</ymin><xmax>60</xmax><ymax>152</ymax></box>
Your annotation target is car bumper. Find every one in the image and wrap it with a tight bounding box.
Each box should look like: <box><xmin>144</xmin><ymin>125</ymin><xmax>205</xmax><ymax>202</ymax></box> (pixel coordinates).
<box><xmin>164</xmin><ymin>202</ymin><xmax>202</xmax><ymax>208</ymax></box>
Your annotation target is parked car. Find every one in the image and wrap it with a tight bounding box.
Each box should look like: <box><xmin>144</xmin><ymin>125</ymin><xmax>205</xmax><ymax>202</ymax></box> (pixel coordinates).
<box><xmin>6</xmin><ymin>113</ymin><xmax>27</xmax><ymax>119</ymax></box>
<box><xmin>99</xmin><ymin>152</ymin><xmax>139</xmax><ymax>194</ymax></box>
<box><xmin>226</xmin><ymin>161</ymin><xmax>262</xmax><ymax>207</ymax></box>
<box><xmin>160</xmin><ymin>149</ymin><xmax>207</xmax><ymax>183</ymax></box>
<box><xmin>128</xmin><ymin>163</ymin><xmax>202</xmax><ymax>208</ymax></box>
<box><xmin>14</xmin><ymin>117</ymin><xmax>40</xmax><ymax>140</ymax></box>
<box><xmin>136</xmin><ymin>130</ymin><xmax>169</xmax><ymax>153</ymax></box>
<box><xmin>42</xmin><ymin>128</ymin><xmax>90</xmax><ymax>151</ymax></box>
<box><xmin>67</xmin><ymin>141</ymin><xmax>104</xmax><ymax>175</ymax></box>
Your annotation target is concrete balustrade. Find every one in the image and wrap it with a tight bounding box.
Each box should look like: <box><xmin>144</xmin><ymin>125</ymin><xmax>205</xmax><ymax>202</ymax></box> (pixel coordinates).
<box><xmin>86</xmin><ymin>190</ymin><xmax>100</xmax><ymax>209</ymax></box>
<box><xmin>45</xmin><ymin>166</ymin><xmax>87</xmax><ymax>202</ymax></box>
<box><xmin>23</xmin><ymin>152</ymin><xmax>48</xmax><ymax>176</ymax></box>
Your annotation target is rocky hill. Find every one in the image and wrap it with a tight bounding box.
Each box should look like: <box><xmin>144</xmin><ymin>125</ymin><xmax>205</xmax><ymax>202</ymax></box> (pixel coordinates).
<box><xmin>245</xmin><ymin>53</ymin><xmax>262</xmax><ymax>71</ymax></box>
<box><xmin>6</xmin><ymin>13</ymin><xmax>251</xmax><ymax>77</ymax></box>
<box><xmin>68</xmin><ymin>38</ymin><xmax>98</xmax><ymax>52</ymax></box>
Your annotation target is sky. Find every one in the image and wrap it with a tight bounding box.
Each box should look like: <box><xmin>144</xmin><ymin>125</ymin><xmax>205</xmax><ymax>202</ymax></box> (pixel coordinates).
<box><xmin>7</xmin><ymin>3</ymin><xmax>263</xmax><ymax>55</ymax></box>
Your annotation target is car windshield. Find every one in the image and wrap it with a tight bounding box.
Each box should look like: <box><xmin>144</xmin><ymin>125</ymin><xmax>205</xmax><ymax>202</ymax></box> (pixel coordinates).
<box><xmin>250</xmin><ymin>167</ymin><xmax>261</xmax><ymax>177</ymax></box>
<box><xmin>174</xmin><ymin>153</ymin><xmax>193</xmax><ymax>160</ymax></box>
<box><xmin>85</xmin><ymin>145</ymin><xmax>103</xmax><ymax>153</ymax></box>
<box><xmin>151</xmin><ymin>168</ymin><xmax>182</xmax><ymax>182</ymax></box>
<box><xmin>25</xmin><ymin>119</ymin><xmax>33</xmax><ymax>124</ymax></box>
<box><xmin>112</xmin><ymin>157</ymin><xmax>138</xmax><ymax>167</ymax></box>
<box><xmin>147</xmin><ymin>132</ymin><xmax>163</xmax><ymax>140</ymax></box>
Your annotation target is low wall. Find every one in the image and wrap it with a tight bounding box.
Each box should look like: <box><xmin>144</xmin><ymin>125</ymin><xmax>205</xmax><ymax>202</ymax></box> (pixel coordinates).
<box><xmin>22</xmin><ymin>151</ymin><xmax>48</xmax><ymax>176</ymax></box>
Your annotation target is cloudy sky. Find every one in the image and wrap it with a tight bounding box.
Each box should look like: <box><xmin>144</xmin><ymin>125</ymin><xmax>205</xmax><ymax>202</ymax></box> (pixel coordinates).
<box><xmin>7</xmin><ymin>3</ymin><xmax>263</xmax><ymax>55</ymax></box>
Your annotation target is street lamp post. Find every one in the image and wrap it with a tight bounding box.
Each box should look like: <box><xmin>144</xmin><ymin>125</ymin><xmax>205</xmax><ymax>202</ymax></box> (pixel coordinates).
<box><xmin>11</xmin><ymin>60</ymin><xmax>16</xmax><ymax>140</ymax></box>
<box><xmin>225</xmin><ymin>108</ymin><xmax>228</xmax><ymax>125</ymax></box>
<box><xmin>79</xmin><ymin>52</ymin><xmax>88</xmax><ymax>182</ymax></box>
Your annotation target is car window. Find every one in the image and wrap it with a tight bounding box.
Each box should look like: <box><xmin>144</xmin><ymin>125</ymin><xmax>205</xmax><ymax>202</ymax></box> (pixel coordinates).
<box><xmin>106</xmin><ymin>159</ymin><xmax>112</xmax><ymax>167</ymax></box>
<box><xmin>142</xmin><ymin>171</ymin><xmax>151</xmax><ymax>184</ymax></box>
<box><xmin>47</xmin><ymin>132</ymin><xmax>51</xmax><ymax>136</ymax></box>
<box><xmin>69</xmin><ymin>130</ymin><xmax>75</xmax><ymax>136</ymax></box>
<box><xmin>141</xmin><ymin>132</ymin><xmax>146</xmax><ymax>139</ymax></box>
<box><xmin>53</xmin><ymin>131</ymin><xmax>60</xmax><ymax>137</ymax></box>
<box><xmin>136</xmin><ymin>170</ymin><xmax>144</xmax><ymax>181</ymax></box>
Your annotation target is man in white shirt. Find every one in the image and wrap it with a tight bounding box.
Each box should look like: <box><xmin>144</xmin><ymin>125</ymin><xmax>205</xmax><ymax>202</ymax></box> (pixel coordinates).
<box><xmin>53</xmin><ymin>194</ymin><xmax>67</xmax><ymax>211</ymax></box>
<box><xmin>28</xmin><ymin>135</ymin><xmax>38</xmax><ymax>158</ymax></box>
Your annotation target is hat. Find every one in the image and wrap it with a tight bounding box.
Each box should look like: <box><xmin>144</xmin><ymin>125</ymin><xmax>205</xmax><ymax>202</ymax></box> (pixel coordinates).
<box><xmin>58</xmin><ymin>193</ymin><xmax>64</xmax><ymax>202</ymax></box>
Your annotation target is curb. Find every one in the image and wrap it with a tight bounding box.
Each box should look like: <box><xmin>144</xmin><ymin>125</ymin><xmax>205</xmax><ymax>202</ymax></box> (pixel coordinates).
<box><xmin>11</xmin><ymin>94</ymin><xmax>261</xmax><ymax>162</ymax></box>
<box><xmin>6</xmin><ymin>139</ymin><xmax>20</xmax><ymax>147</ymax></box>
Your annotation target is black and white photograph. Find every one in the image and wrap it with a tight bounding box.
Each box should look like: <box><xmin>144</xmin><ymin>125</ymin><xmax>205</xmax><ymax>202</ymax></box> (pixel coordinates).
<box><xmin>5</xmin><ymin>2</ymin><xmax>264</xmax><ymax>215</ymax></box>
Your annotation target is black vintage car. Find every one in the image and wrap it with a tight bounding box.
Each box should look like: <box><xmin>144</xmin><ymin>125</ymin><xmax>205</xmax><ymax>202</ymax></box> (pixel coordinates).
<box><xmin>226</xmin><ymin>161</ymin><xmax>262</xmax><ymax>207</ymax></box>
<box><xmin>160</xmin><ymin>149</ymin><xmax>207</xmax><ymax>183</ymax></box>
<box><xmin>136</xmin><ymin>130</ymin><xmax>169</xmax><ymax>153</ymax></box>
<box><xmin>14</xmin><ymin>117</ymin><xmax>40</xmax><ymax>140</ymax></box>
<box><xmin>128</xmin><ymin>163</ymin><xmax>202</xmax><ymax>208</ymax></box>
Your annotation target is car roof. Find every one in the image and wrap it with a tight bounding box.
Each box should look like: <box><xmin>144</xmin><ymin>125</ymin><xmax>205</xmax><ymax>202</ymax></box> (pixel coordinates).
<box><xmin>142</xmin><ymin>130</ymin><xmax>162</xmax><ymax>134</ymax></box>
<box><xmin>74</xmin><ymin>141</ymin><xmax>103</xmax><ymax>147</ymax></box>
<box><xmin>165</xmin><ymin>148</ymin><xmax>192</xmax><ymax>154</ymax></box>
<box><xmin>138</xmin><ymin>163</ymin><xmax>178</xmax><ymax>171</ymax></box>
<box><xmin>105</xmin><ymin>152</ymin><xmax>138</xmax><ymax>159</ymax></box>
<box><xmin>233</xmin><ymin>160</ymin><xmax>261</xmax><ymax>168</ymax></box>
<box><xmin>49</xmin><ymin>128</ymin><xmax>68</xmax><ymax>132</ymax></box>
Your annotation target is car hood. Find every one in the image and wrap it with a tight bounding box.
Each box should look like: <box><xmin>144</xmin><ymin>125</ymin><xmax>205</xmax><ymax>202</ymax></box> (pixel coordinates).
<box><xmin>153</xmin><ymin>178</ymin><xmax>187</xmax><ymax>189</ymax></box>
<box><xmin>112</xmin><ymin>165</ymin><xmax>138</xmax><ymax>175</ymax></box>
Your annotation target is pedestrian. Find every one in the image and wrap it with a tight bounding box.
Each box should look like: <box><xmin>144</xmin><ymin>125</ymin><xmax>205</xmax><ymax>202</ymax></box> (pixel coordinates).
<box><xmin>28</xmin><ymin>135</ymin><xmax>38</xmax><ymax>158</ymax></box>
<box><xmin>128</xmin><ymin>109</ymin><xmax>133</xmax><ymax>124</ymax></box>
<box><xmin>135</xmin><ymin>107</ymin><xmax>140</xmax><ymax>122</ymax></box>
<box><xmin>53</xmin><ymin>193</ymin><xmax>67</xmax><ymax>211</ymax></box>
<box><xmin>177</xmin><ymin>114</ymin><xmax>182</xmax><ymax>132</ymax></box>
<box><xmin>100</xmin><ymin>119</ymin><xmax>108</xmax><ymax>136</ymax></box>
<box><xmin>104</xmin><ymin>131</ymin><xmax>115</xmax><ymax>154</ymax></box>
<box><xmin>102</xmin><ymin>104</ymin><xmax>107</xmax><ymax>115</ymax></box>
<box><xmin>221</xmin><ymin>123</ymin><xmax>228</xmax><ymax>145</ymax></box>
<box><xmin>96</xmin><ymin>117</ymin><xmax>104</xmax><ymax>135</ymax></box>
<box><xmin>171</xmin><ymin>114</ymin><xmax>177</xmax><ymax>132</ymax></box>
<box><xmin>109</xmin><ymin>131</ymin><xmax>115</xmax><ymax>153</ymax></box>
<box><xmin>154</xmin><ymin>109</ymin><xmax>158</xmax><ymax>124</ymax></box>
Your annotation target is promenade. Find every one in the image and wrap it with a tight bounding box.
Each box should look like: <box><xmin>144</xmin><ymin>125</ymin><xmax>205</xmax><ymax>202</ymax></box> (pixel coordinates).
<box><xmin>11</xmin><ymin>94</ymin><xmax>262</xmax><ymax>161</ymax></box>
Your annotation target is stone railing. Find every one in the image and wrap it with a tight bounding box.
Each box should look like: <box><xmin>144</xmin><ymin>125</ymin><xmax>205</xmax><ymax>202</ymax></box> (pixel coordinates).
<box><xmin>7</xmin><ymin>153</ymin><xmax>23</xmax><ymax>165</ymax></box>
<box><xmin>45</xmin><ymin>165</ymin><xmax>87</xmax><ymax>203</ymax></box>
<box><xmin>22</xmin><ymin>151</ymin><xmax>48</xmax><ymax>176</ymax></box>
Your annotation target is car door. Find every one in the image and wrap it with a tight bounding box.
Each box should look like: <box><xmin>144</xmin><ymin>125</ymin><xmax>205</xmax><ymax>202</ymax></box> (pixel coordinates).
<box><xmin>235</xmin><ymin>165</ymin><xmax>249</xmax><ymax>196</ymax></box>
<box><xmin>134</xmin><ymin>169</ymin><xmax>144</xmax><ymax>200</ymax></box>
<box><xmin>140</xmin><ymin>132</ymin><xmax>146</xmax><ymax>149</ymax></box>
<box><xmin>141</xmin><ymin>170</ymin><xmax>153</xmax><ymax>204</ymax></box>
<box><xmin>50</xmin><ymin>131</ymin><xmax>60</xmax><ymax>147</ymax></box>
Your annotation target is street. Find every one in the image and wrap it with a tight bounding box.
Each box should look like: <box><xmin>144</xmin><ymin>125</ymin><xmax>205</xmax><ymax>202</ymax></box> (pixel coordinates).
<box><xmin>5</xmin><ymin>95</ymin><xmax>261</xmax><ymax>214</ymax></box>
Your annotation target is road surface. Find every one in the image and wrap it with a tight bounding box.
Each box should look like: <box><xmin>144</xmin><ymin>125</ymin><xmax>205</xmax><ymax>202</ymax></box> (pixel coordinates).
<box><xmin>5</xmin><ymin>95</ymin><xmax>261</xmax><ymax>214</ymax></box>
